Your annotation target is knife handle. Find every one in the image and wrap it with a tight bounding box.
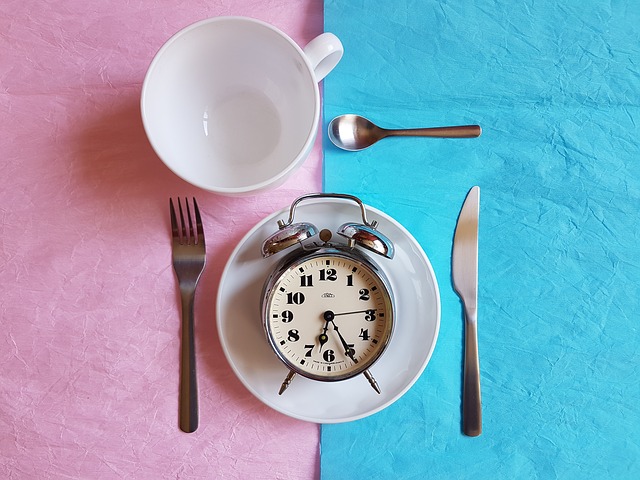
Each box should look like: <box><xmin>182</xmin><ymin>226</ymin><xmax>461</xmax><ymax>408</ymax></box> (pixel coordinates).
<box><xmin>463</xmin><ymin>306</ymin><xmax>482</xmax><ymax>436</ymax></box>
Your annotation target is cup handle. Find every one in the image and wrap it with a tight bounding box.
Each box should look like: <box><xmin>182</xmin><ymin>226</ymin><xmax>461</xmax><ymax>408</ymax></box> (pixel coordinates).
<box><xmin>303</xmin><ymin>33</ymin><xmax>344</xmax><ymax>82</ymax></box>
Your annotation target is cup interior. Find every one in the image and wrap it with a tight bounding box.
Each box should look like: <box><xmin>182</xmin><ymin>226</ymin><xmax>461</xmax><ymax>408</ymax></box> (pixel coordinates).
<box><xmin>141</xmin><ymin>18</ymin><xmax>318</xmax><ymax>193</ymax></box>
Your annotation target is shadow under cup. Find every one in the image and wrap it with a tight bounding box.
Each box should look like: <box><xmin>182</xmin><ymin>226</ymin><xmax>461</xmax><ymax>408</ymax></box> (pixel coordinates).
<box><xmin>142</xmin><ymin>18</ymin><xmax>319</xmax><ymax>194</ymax></box>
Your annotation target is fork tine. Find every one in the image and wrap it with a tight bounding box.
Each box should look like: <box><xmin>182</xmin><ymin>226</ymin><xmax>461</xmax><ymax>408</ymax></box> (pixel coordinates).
<box><xmin>170</xmin><ymin>198</ymin><xmax>179</xmax><ymax>240</ymax></box>
<box><xmin>177</xmin><ymin>198</ymin><xmax>187</xmax><ymax>243</ymax></box>
<box><xmin>185</xmin><ymin>198</ymin><xmax>195</xmax><ymax>244</ymax></box>
<box><xmin>193</xmin><ymin>198</ymin><xmax>204</xmax><ymax>245</ymax></box>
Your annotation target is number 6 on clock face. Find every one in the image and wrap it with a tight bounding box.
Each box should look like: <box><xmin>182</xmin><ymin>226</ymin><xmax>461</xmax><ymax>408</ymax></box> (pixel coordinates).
<box><xmin>262</xmin><ymin>248</ymin><xmax>395</xmax><ymax>385</ymax></box>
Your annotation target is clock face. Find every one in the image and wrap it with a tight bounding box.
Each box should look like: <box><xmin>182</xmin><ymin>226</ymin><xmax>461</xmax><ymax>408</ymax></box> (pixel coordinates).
<box><xmin>263</xmin><ymin>249</ymin><xmax>394</xmax><ymax>382</ymax></box>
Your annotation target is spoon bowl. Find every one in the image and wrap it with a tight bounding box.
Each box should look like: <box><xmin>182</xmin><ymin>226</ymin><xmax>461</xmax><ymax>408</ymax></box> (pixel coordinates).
<box><xmin>328</xmin><ymin>114</ymin><xmax>481</xmax><ymax>151</ymax></box>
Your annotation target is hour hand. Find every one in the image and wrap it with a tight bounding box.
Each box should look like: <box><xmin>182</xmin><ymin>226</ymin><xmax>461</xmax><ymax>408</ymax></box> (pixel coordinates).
<box><xmin>318</xmin><ymin>317</ymin><xmax>330</xmax><ymax>352</ymax></box>
<box><xmin>318</xmin><ymin>332</ymin><xmax>329</xmax><ymax>352</ymax></box>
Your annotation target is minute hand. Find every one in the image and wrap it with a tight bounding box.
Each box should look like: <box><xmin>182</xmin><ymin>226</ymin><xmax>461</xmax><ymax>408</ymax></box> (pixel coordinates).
<box><xmin>331</xmin><ymin>321</ymin><xmax>381</xmax><ymax>394</ymax></box>
<box><xmin>331</xmin><ymin>322</ymin><xmax>356</xmax><ymax>361</ymax></box>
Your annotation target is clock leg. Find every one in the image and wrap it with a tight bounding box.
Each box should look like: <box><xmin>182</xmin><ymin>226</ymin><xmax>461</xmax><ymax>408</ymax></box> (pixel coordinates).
<box><xmin>279</xmin><ymin>370</ymin><xmax>297</xmax><ymax>395</ymax></box>
<box><xmin>363</xmin><ymin>370</ymin><xmax>381</xmax><ymax>394</ymax></box>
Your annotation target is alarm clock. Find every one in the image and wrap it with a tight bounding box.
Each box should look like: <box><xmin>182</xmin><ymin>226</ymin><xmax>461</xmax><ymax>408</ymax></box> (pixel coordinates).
<box><xmin>260</xmin><ymin>193</ymin><xmax>396</xmax><ymax>395</ymax></box>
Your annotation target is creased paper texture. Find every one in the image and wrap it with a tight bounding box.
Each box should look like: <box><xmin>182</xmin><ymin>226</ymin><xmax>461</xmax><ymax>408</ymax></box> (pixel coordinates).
<box><xmin>1</xmin><ymin>1</ymin><xmax>323</xmax><ymax>478</ymax></box>
<box><xmin>321</xmin><ymin>0</ymin><xmax>640</xmax><ymax>478</ymax></box>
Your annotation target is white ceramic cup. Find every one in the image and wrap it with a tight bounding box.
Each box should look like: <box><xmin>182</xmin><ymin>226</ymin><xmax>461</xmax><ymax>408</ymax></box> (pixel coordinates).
<box><xmin>141</xmin><ymin>17</ymin><xmax>343</xmax><ymax>195</ymax></box>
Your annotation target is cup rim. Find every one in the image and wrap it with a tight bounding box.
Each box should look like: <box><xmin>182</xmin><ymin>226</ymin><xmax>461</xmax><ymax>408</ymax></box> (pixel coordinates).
<box><xmin>140</xmin><ymin>16</ymin><xmax>321</xmax><ymax>195</ymax></box>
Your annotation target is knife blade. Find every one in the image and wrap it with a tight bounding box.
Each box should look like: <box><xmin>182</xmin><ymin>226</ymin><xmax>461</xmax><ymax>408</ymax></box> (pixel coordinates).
<box><xmin>452</xmin><ymin>185</ymin><xmax>482</xmax><ymax>437</ymax></box>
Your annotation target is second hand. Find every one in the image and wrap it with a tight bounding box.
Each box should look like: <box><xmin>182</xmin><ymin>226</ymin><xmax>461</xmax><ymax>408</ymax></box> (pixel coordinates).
<box><xmin>332</xmin><ymin>308</ymin><xmax>377</xmax><ymax>317</ymax></box>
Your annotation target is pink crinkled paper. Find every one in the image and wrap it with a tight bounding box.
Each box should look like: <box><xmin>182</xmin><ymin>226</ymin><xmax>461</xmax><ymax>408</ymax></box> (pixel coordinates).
<box><xmin>0</xmin><ymin>1</ymin><xmax>323</xmax><ymax>478</ymax></box>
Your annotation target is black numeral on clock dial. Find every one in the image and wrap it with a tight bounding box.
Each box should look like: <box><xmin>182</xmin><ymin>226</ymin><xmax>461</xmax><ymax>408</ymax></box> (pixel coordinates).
<box><xmin>287</xmin><ymin>292</ymin><xmax>305</xmax><ymax>304</ymax></box>
<box><xmin>319</xmin><ymin>268</ymin><xmax>337</xmax><ymax>281</ymax></box>
<box><xmin>287</xmin><ymin>329</ymin><xmax>300</xmax><ymax>342</ymax></box>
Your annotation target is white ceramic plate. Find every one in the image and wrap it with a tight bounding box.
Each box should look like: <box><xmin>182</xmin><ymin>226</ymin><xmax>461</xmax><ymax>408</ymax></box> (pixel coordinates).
<box><xmin>216</xmin><ymin>197</ymin><xmax>440</xmax><ymax>423</ymax></box>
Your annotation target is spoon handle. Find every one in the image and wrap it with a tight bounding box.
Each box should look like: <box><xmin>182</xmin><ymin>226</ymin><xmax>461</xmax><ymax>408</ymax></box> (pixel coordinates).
<box><xmin>387</xmin><ymin>125</ymin><xmax>481</xmax><ymax>138</ymax></box>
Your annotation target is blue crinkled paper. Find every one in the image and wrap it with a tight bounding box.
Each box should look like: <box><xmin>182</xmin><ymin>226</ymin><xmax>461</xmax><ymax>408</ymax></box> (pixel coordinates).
<box><xmin>321</xmin><ymin>1</ymin><xmax>640</xmax><ymax>478</ymax></box>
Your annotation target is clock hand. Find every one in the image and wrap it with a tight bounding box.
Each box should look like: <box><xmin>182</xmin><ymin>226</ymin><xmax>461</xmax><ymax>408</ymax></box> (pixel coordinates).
<box><xmin>327</xmin><ymin>312</ymin><xmax>382</xmax><ymax>395</ymax></box>
<box><xmin>318</xmin><ymin>324</ymin><xmax>329</xmax><ymax>353</ymax></box>
<box><xmin>332</xmin><ymin>308</ymin><xmax>377</xmax><ymax>317</ymax></box>
<box><xmin>323</xmin><ymin>311</ymin><xmax>356</xmax><ymax>359</ymax></box>
<box><xmin>332</xmin><ymin>322</ymin><xmax>381</xmax><ymax>394</ymax></box>
<box><xmin>331</xmin><ymin>322</ymin><xmax>357</xmax><ymax>361</ymax></box>
<box><xmin>318</xmin><ymin>311</ymin><xmax>335</xmax><ymax>352</ymax></box>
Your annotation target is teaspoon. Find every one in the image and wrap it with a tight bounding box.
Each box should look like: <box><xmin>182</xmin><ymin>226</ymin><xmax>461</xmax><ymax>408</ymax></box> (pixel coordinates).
<box><xmin>328</xmin><ymin>114</ymin><xmax>481</xmax><ymax>151</ymax></box>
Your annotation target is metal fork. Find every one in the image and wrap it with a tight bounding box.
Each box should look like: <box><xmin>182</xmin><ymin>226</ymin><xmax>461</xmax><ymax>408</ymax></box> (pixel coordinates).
<box><xmin>170</xmin><ymin>197</ymin><xmax>206</xmax><ymax>433</ymax></box>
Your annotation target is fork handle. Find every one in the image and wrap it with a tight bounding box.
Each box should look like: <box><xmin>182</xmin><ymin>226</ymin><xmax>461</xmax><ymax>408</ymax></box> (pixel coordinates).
<box><xmin>179</xmin><ymin>291</ymin><xmax>198</xmax><ymax>433</ymax></box>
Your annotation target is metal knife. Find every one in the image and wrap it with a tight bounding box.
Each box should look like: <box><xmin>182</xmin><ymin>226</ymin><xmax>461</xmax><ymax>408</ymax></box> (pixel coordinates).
<box><xmin>452</xmin><ymin>186</ymin><xmax>482</xmax><ymax>437</ymax></box>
